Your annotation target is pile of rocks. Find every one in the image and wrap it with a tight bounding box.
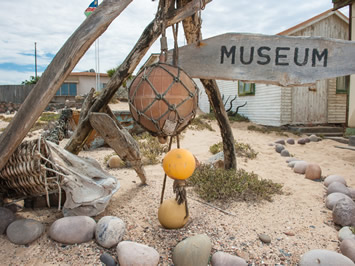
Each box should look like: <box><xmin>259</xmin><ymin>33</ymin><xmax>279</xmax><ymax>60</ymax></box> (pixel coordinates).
<box><xmin>0</xmin><ymin>102</ymin><xmax>21</xmax><ymax>114</ymax></box>
<box><xmin>0</xmin><ymin>207</ymin><xmax>248</xmax><ymax>266</ymax></box>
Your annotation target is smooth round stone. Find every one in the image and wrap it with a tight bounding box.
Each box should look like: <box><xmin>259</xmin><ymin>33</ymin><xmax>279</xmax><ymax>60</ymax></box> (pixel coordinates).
<box><xmin>280</xmin><ymin>149</ymin><xmax>290</xmax><ymax>157</ymax></box>
<box><xmin>117</xmin><ymin>241</ymin><xmax>159</xmax><ymax>266</ymax></box>
<box><xmin>349</xmin><ymin>188</ymin><xmax>355</xmax><ymax>200</ymax></box>
<box><xmin>172</xmin><ymin>234</ymin><xmax>212</xmax><ymax>266</ymax></box>
<box><xmin>340</xmin><ymin>238</ymin><xmax>355</xmax><ymax>262</ymax></box>
<box><xmin>0</xmin><ymin>207</ymin><xmax>16</xmax><ymax>234</ymax></box>
<box><xmin>324</xmin><ymin>175</ymin><xmax>347</xmax><ymax>187</ymax></box>
<box><xmin>305</xmin><ymin>138</ymin><xmax>311</xmax><ymax>143</ymax></box>
<box><xmin>108</xmin><ymin>155</ymin><xmax>122</xmax><ymax>168</ymax></box>
<box><xmin>326</xmin><ymin>193</ymin><xmax>353</xmax><ymax>210</ymax></box>
<box><xmin>309</xmin><ymin>134</ymin><xmax>319</xmax><ymax>142</ymax></box>
<box><xmin>294</xmin><ymin>161</ymin><xmax>308</xmax><ymax>174</ymax></box>
<box><xmin>96</xmin><ymin>216</ymin><xmax>125</xmax><ymax>248</ymax></box>
<box><xmin>275</xmin><ymin>139</ymin><xmax>286</xmax><ymax>145</ymax></box>
<box><xmin>327</xmin><ymin>182</ymin><xmax>352</xmax><ymax>197</ymax></box>
<box><xmin>286</xmin><ymin>158</ymin><xmax>299</xmax><ymax>163</ymax></box>
<box><xmin>299</xmin><ymin>249</ymin><xmax>354</xmax><ymax>265</ymax></box>
<box><xmin>6</xmin><ymin>219</ymin><xmax>44</xmax><ymax>245</ymax></box>
<box><xmin>288</xmin><ymin>160</ymin><xmax>304</xmax><ymax>168</ymax></box>
<box><xmin>332</xmin><ymin>198</ymin><xmax>355</xmax><ymax>226</ymax></box>
<box><xmin>100</xmin><ymin>253</ymin><xmax>117</xmax><ymax>266</ymax></box>
<box><xmin>298</xmin><ymin>138</ymin><xmax>306</xmax><ymax>145</ymax></box>
<box><xmin>339</xmin><ymin>227</ymin><xmax>355</xmax><ymax>242</ymax></box>
<box><xmin>287</xmin><ymin>138</ymin><xmax>295</xmax><ymax>145</ymax></box>
<box><xmin>49</xmin><ymin>216</ymin><xmax>96</xmax><ymax>244</ymax></box>
<box><xmin>275</xmin><ymin>144</ymin><xmax>285</xmax><ymax>153</ymax></box>
<box><xmin>259</xmin><ymin>233</ymin><xmax>271</xmax><ymax>243</ymax></box>
<box><xmin>305</xmin><ymin>164</ymin><xmax>322</xmax><ymax>180</ymax></box>
<box><xmin>211</xmin><ymin>251</ymin><xmax>247</xmax><ymax>266</ymax></box>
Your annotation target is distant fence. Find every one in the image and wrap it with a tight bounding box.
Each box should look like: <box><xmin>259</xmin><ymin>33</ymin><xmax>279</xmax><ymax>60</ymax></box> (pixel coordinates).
<box><xmin>0</xmin><ymin>85</ymin><xmax>34</xmax><ymax>104</ymax></box>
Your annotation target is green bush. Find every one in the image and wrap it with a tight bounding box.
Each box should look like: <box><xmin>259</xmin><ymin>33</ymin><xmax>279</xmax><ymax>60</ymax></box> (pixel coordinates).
<box><xmin>209</xmin><ymin>141</ymin><xmax>258</xmax><ymax>159</ymax></box>
<box><xmin>188</xmin><ymin>165</ymin><xmax>283</xmax><ymax>202</ymax></box>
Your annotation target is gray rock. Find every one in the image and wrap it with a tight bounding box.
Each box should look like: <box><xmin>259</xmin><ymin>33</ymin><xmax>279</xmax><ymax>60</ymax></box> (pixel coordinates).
<box><xmin>350</xmin><ymin>136</ymin><xmax>355</xmax><ymax>147</ymax></box>
<box><xmin>96</xmin><ymin>216</ymin><xmax>125</xmax><ymax>248</ymax></box>
<box><xmin>327</xmin><ymin>182</ymin><xmax>352</xmax><ymax>197</ymax></box>
<box><xmin>49</xmin><ymin>216</ymin><xmax>96</xmax><ymax>244</ymax></box>
<box><xmin>280</xmin><ymin>149</ymin><xmax>290</xmax><ymax>157</ymax></box>
<box><xmin>258</xmin><ymin>233</ymin><xmax>271</xmax><ymax>243</ymax></box>
<box><xmin>305</xmin><ymin>137</ymin><xmax>311</xmax><ymax>143</ymax></box>
<box><xmin>324</xmin><ymin>175</ymin><xmax>347</xmax><ymax>187</ymax></box>
<box><xmin>288</xmin><ymin>160</ymin><xmax>304</xmax><ymax>168</ymax></box>
<box><xmin>0</xmin><ymin>207</ymin><xmax>16</xmax><ymax>234</ymax></box>
<box><xmin>286</xmin><ymin>158</ymin><xmax>299</xmax><ymax>163</ymax></box>
<box><xmin>172</xmin><ymin>234</ymin><xmax>212</xmax><ymax>266</ymax></box>
<box><xmin>117</xmin><ymin>241</ymin><xmax>159</xmax><ymax>266</ymax></box>
<box><xmin>275</xmin><ymin>144</ymin><xmax>285</xmax><ymax>153</ymax></box>
<box><xmin>294</xmin><ymin>161</ymin><xmax>308</xmax><ymax>174</ymax></box>
<box><xmin>340</xmin><ymin>238</ymin><xmax>355</xmax><ymax>262</ymax></box>
<box><xmin>299</xmin><ymin>249</ymin><xmax>354</xmax><ymax>265</ymax></box>
<box><xmin>100</xmin><ymin>253</ymin><xmax>117</xmax><ymax>266</ymax></box>
<box><xmin>305</xmin><ymin>164</ymin><xmax>322</xmax><ymax>180</ymax></box>
<box><xmin>333</xmin><ymin>198</ymin><xmax>355</xmax><ymax>226</ymax></box>
<box><xmin>6</xmin><ymin>219</ymin><xmax>44</xmax><ymax>245</ymax></box>
<box><xmin>286</xmin><ymin>138</ymin><xmax>295</xmax><ymax>145</ymax></box>
<box><xmin>298</xmin><ymin>138</ymin><xmax>306</xmax><ymax>145</ymax></box>
<box><xmin>350</xmin><ymin>188</ymin><xmax>355</xmax><ymax>200</ymax></box>
<box><xmin>211</xmin><ymin>251</ymin><xmax>247</xmax><ymax>266</ymax></box>
<box><xmin>275</xmin><ymin>139</ymin><xmax>286</xmax><ymax>145</ymax></box>
<box><xmin>309</xmin><ymin>134</ymin><xmax>319</xmax><ymax>142</ymax></box>
<box><xmin>326</xmin><ymin>193</ymin><xmax>353</xmax><ymax>210</ymax></box>
<box><xmin>339</xmin><ymin>227</ymin><xmax>355</xmax><ymax>242</ymax></box>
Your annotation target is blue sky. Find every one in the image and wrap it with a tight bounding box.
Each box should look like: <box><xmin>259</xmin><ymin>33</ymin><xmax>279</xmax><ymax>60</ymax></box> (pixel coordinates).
<box><xmin>0</xmin><ymin>0</ymin><xmax>348</xmax><ymax>85</ymax></box>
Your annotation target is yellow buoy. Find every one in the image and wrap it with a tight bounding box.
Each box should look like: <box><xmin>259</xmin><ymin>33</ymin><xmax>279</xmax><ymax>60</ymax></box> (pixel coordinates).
<box><xmin>162</xmin><ymin>148</ymin><xmax>196</xmax><ymax>180</ymax></box>
<box><xmin>158</xmin><ymin>198</ymin><xmax>189</xmax><ymax>229</ymax></box>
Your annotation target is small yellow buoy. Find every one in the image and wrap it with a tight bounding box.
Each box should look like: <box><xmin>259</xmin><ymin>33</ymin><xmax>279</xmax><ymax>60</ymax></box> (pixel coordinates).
<box><xmin>158</xmin><ymin>198</ymin><xmax>189</xmax><ymax>229</ymax></box>
<box><xmin>162</xmin><ymin>148</ymin><xmax>196</xmax><ymax>180</ymax></box>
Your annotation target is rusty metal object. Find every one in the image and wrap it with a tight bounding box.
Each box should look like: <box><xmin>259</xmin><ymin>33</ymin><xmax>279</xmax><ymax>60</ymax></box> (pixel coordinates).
<box><xmin>129</xmin><ymin>63</ymin><xmax>198</xmax><ymax>137</ymax></box>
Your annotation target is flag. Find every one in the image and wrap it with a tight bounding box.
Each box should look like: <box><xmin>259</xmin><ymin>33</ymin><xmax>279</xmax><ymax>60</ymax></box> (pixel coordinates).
<box><xmin>84</xmin><ymin>0</ymin><xmax>98</xmax><ymax>17</ymax></box>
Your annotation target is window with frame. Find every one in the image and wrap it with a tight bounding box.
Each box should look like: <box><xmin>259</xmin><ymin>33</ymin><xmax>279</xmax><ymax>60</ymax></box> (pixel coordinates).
<box><xmin>56</xmin><ymin>83</ymin><xmax>77</xmax><ymax>96</ymax></box>
<box><xmin>238</xmin><ymin>81</ymin><xmax>255</xmax><ymax>96</ymax></box>
<box><xmin>336</xmin><ymin>75</ymin><xmax>349</xmax><ymax>94</ymax></box>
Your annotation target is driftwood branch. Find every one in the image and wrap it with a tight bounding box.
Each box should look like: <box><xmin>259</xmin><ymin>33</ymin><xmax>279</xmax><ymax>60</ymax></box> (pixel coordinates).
<box><xmin>0</xmin><ymin>0</ymin><xmax>133</xmax><ymax>170</ymax></box>
<box><xmin>177</xmin><ymin>0</ymin><xmax>236</xmax><ymax>169</ymax></box>
<box><xmin>65</xmin><ymin>0</ymin><xmax>212</xmax><ymax>154</ymax></box>
<box><xmin>89</xmin><ymin>112</ymin><xmax>147</xmax><ymax>184</ymax></box>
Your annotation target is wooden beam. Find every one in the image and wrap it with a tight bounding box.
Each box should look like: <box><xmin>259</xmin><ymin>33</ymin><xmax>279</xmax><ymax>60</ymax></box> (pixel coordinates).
<box><xmin>0</xmin><ymin>0</ymin><xmax>133</xmax><ymax>170</ymax></box>
<box><xmin>65</xmin><ymin>0</ymin><xmax>212</xmax><ymax>154</ymax></box>
<box><xmin>333</xmin><ymin>0</ymin><xmax>354</xmax><ymax>10</ymax></box>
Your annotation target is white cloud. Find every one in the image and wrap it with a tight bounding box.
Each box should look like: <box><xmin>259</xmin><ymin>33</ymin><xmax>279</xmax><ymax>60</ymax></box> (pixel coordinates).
<box><xmin>0</xmin><ymin>0</ymin><xmax>349</xmax><ymax>85</ymax></box>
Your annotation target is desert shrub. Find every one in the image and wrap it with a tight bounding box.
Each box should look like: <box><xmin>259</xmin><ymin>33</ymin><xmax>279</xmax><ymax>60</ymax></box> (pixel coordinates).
<box><xmin>188</xmin><ymin>116</ymin><xmax>214</xmax><ymax>131</ymax></box>
<box><xmin>0</xmin><ymin>115</ymin><xmax>13</xmax><ymax>122</ymax></box>
<box><xmin>199</xmin><ymin>113</ymin><xmax>216</xmax><ymax>120</ymax></box>
<box><xmin>188</xmin><ymin>165</ymin><xmax>283</xmax><ymax>202</ymax></box>
<box><xmin>228</xmin><ymin>113</ymin><xmax>249</xmax><ymax>122</ymax></box>
<box><xmin>209</xmin><ymin>141</ymin><xmax>258</xmax><ymax>159</ymax></box>
<box><xmin>134</xmin><ymin>132</ymin><xmax>168</xmax><ymax>165</ymax></box>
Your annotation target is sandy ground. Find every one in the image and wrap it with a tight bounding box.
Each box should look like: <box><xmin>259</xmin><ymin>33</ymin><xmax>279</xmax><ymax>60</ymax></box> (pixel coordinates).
<box><xmin>0</xmin><ymin>103</ymin><xmax>355</xmax><ymax>265</ymax></box>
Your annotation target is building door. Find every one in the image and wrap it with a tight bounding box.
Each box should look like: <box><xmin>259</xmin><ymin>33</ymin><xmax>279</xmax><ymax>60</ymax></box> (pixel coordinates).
<box><xmin>291</xmin><ymin>80</ymin><xmax>328</xmax><ymax>124</ymax></box>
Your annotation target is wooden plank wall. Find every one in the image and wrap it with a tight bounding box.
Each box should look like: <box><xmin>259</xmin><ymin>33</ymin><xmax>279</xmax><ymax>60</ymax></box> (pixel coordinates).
<box><xmin>328</xmin><ymin>78</ymin><xmax>347</xmax><ymax>123</ymax></box>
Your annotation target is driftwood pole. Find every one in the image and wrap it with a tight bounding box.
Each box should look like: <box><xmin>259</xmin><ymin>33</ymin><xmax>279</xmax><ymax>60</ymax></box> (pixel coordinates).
<box><xmin>0</xmin><ymin>0</ymin><xmax>133</xmax><ymax>170</ymax></box>
<box><xmin>177</xmin><ymin>0</ymin><xmax>236</xmax><ymax>169</ymax></box>
<box><xmin>65</xmin><ymin>0</ymin><xmax>212</xmax><ymax>154</ymax></box>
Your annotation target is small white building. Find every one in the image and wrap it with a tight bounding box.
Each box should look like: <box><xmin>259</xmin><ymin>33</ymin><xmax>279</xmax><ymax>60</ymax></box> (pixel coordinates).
<box><xmin>53</xmin><ymin>71</ymin><xmax>110</xmax><ymax>103</ymax></box>
<box><xmin>198</xmin><ymin>9</ymin><xmax>349</xmax><ymax>126</ymax></box>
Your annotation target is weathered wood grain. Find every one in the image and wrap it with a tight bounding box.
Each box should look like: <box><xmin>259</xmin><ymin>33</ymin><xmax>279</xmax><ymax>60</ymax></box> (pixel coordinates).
<box><xmin>168</xmin><ymin>33</ymin><xmax>355</xmax><ymax>86</ymax></box>
<box><xmin>0</xmin><ymin>0</ymin><xmax>133</xmax><ymax>170</ymax></box>
<box><xmin>89</xmin><ymin>112</ymin><xmax>147</xmax><ymax>184</ymax></box>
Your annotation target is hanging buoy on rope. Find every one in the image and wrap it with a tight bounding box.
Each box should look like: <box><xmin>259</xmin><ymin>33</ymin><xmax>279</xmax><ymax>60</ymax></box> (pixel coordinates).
<box><xmin>128</xmin><ymin>63</ymin><xmax>198</xmax><ymax>137</ymax></box>
<box><xmin>162</xmin><ymin>148</ymin><xmax>196</xmax><ymax>180</ymax></box>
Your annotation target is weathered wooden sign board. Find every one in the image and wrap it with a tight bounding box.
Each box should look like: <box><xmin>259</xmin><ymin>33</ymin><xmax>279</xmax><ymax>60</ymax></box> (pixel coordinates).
<box><xmin>168</xmin><ymin>33</ymin><xmax>355</xmax><ymax>86</ymax></box>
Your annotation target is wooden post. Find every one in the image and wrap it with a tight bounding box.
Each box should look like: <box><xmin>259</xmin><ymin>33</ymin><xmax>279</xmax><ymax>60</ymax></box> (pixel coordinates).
<box><xmin>0</xmin><ymin>0</ymin><xmax>133</xmax><ymax>170</ymax></box>
<box><xmin>65</xmin><ymin>0</ymin><xmax>212</xmax><ymax>154</ymax></box>
<box><xmin>177</xmin><ymin>0</ymin><xmax>236</xmax><ymax>169</ymax></box>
